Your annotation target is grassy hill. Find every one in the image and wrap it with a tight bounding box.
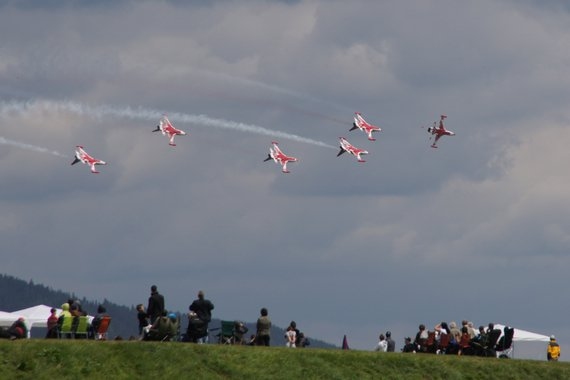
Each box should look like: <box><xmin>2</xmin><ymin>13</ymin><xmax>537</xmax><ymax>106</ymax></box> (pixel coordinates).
<box><xmin>1</xmin><ymin>340</ymin><xmax>568</xmax><ymax>379</ymax></box>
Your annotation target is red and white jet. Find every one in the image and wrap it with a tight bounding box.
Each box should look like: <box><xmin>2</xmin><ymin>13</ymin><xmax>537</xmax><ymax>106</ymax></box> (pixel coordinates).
<box><xmin>263</xmin><ymin>141</ymin><xmax>298</xmax><ymax>173</ymax></box>
<box><xmin>350</xmin><ymin>112</ymin><xmax>381</xmax><ymax>141</ymax></box>
<box><xmin>71</xmin><ymin>146</ymin><xmax>107</xmax><ymax>174</ymax></box>
<box><xmin>427</xmin><ymin>115</ymin><xmax>455</xmax><ymax>148</ymax></box>
<box><xmin>337</xmin><ymin>137</ymin><xmax>368</xmax><ymax>163</ymax></box>
<box><xmin>152</xmin><ymin>116</ymin><xmax>187</xmax><ymax>146</ymax></box>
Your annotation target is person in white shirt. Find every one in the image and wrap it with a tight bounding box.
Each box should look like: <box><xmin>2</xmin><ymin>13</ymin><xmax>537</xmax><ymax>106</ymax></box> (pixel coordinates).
<box><xmin>375</xmin><ymin>333</ymin><xmax>388</xmax><ymax>352</ymax></box>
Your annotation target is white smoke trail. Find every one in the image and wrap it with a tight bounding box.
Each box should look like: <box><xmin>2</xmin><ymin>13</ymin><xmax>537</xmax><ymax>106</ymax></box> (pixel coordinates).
<box><xmin>0</xmin><ymin>99</ymin><xmax>337</xmax><ymax>150</ymax></box>
<box><xmin>0</xmin><ymin>136</ymin><xmax>68</xmax><ymax>158</ymax></box>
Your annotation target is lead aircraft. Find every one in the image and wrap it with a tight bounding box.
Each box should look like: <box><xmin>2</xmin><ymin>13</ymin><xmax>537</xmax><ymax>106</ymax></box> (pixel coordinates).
<box><xmin>264</xmin><ymin>141</ymin><xmax>298</xmax><ymax>173</ymax></box>
<box><xmin>427</xmin><ymin>115</ymin><xmax>455</xmax><ymax>148</ymax></box>
<box><xmin>350</xmin><ymin>112</ymin><xmax>381</xmax><ymax>141</ymax></box>
<box><xmin>337</xmin><ymin>137</ymin><xmax>368</xmax><ymax>162</ymax></box>
<box><xmin>71</xmin><ymin>146</ymin><xmax>106</xmax><ymax>174</ymax></box>
<box><xmin>153</xmin><ymin>116</ymin><xmax>187</xmax><ymax>146</ymax></box>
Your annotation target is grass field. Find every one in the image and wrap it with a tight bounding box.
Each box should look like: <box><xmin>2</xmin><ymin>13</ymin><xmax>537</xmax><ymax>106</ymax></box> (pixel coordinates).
<box><xmin>0</xmin><ymin>340</ymin><xmax>568</xmax><ymax>379</ymax></box>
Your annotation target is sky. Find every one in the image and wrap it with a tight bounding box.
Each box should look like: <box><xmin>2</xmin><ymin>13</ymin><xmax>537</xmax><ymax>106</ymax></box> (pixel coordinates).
<box><xmin>1</xmin><ymin>0</ymin><xmax>570</xmax><ymax>358</ymax></box>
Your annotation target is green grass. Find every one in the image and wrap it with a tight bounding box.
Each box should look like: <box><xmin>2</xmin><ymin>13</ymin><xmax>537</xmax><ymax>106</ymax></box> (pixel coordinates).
<box><xmin>0</xmin><ymin>340</ymin><xmax>568</xmax><ymax>379</ymax></box>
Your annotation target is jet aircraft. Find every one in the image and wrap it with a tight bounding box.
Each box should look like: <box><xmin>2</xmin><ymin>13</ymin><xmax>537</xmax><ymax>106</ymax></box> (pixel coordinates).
<box><xmin>71</xmin><ymin>146</ymin><xmax>106</xmax><ymax>174</ymax></box>
<box><xmin>427</xmin><ymin>115</ymin><xmax>455</xmax><ymax>148</ymax></box>
<box><xmin>153</xmin><ymin>116</ymin><xmax>187</xmax><ymax>146</ymax></box>
<box><xmin>264</xmin><ymin>141</ymin><xmax>298</xmax><ymax>173</ymax></box>
<box><xmin>337</xmin><ymin>137</ymin><xmax>368</xmax><ymax>162</ymax></box>
<box><xmin>350</xmin><ymin>112</ymin><xmax>381</xmax><ymax>141</ymax></box>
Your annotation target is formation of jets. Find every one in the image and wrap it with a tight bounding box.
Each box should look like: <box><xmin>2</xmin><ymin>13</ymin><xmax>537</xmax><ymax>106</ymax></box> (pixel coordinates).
<box><xmin>71</xmin><ymin>112</ymin><xmax>455</xmax><ymax>174</ymax></box>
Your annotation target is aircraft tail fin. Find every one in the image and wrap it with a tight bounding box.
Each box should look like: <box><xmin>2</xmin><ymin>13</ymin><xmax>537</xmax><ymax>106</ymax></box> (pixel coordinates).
<box><xmin>263</xmin><ymin>154</ymin><xmax>272</xmax><ymax>162</ymax></box>
<box><xmin>349</xmin><ymin>123</ymin><xmax>358</xmax><ymax>131</ymax></box>
<box><xmin>337</xmin><ymin>148</ymin><xmax>346</xmax><ymax>157</ymax></box>
<box><xmin>152</xmin><ymin>126</ymin><xmax>160</xmax><ymax>132</ymax></box>
<box><xmin>71</xmin><ymin>157</ymin><xmax>80</xmax><ymax>166</ymax></box>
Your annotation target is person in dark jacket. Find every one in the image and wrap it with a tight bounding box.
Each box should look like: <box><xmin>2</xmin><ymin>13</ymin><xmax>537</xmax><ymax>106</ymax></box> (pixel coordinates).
<box><xmin>147</xmin><ymin>285</ymin><xmax>165</xmax><ymax>324</ymax></box>
<box><xmin>189</xmin><ymin>290</ymin><xmax>214</xmax><ymax>343</ymax></box>
<box><xmin>256</xmin><ymin>307</ymin><xmax>271</xmax><ymax>346</ymax></box>
<box><xmin>386</xmin><ymin>331</ymin><xmax>396</xmax><ymax>352</ymax></box>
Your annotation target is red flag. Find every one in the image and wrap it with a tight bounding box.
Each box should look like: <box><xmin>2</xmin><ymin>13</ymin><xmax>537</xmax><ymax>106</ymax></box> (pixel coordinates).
<box><xmin>342</xmin><ymin>334</ymin><xmax>349</xmax><ymax>350</ymax></box>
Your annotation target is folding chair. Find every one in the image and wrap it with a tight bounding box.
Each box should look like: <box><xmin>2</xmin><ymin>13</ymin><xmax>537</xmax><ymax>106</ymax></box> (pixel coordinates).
<box><xmin>74</xmin><ymin>316</ymin><xmax>90</xmax><ymax>339</ymax></box>
<box><xmin>425</xmin><ymin>331</ymin><xmax>436</xmax><ymax>353</ymax></box>
<box><xmin>58</xmin><ymin>316</ymin><xmax>74</xmax><ymax>339</ymax></box>
<box><xmin>217</xmin><ymin>320</ymin><xmax>235</xmax><ymax>344</ymax></box>
<box><xmin>94</xmin><ymin>316</ymin><xmax>111</xmax><ymax>340</ymax></box>
<box><xmin>437</xmin><ymin>333</ymin><xmax>450</xmax><ymax>354</ymax></box>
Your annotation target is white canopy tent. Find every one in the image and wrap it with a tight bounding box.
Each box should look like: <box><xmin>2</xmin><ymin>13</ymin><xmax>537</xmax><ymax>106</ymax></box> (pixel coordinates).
<box><xmin>0</xmin><ymin>310</ymin><xmax>19</xmax><ymax>327</ymax></box>
<box><xmin>494</xmin><ymin>323</ymin><xmax>551</xmax><ymax>360</ymax></box>
<box><xmin>0</xmin><ymin>304</ymin><xmax>96</xmax><ymax>338</ymax></box>
<box><xmin>495</xmin><ymin>324</ymin><xmax>550</xmax><ymax>343</ymax></box>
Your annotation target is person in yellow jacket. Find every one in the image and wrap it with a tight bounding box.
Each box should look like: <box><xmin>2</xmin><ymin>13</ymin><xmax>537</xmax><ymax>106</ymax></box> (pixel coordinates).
<box><xmin>547</xmin><ymin>335</ymin><xmax>561</xmax><ymax>361</ymax></box>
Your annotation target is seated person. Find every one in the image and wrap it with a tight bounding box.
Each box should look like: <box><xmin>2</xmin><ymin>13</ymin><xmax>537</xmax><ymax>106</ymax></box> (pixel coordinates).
<box><xmin>233</xmin><ymin>321</ymin><xmax>248</xmax><ymax>345</ymax></box>
<box><xmin>186</xmin><ymin>312</ymin><xmax>207</xmax><ymax>343</ymax></box>
<box><xmin>402</xmin><ymin>337</ymin><xmax>416</xmax><ymax>353</ymax></box>
<box><xmin>167</xmin><ymin>313</ymin><xmax>179</xmax><ymax>340</ymax></box>
<box><xmin>7</xmin><ymin>318</ymin><xmax>27</xmax><ymax>340</ymax></box>
<box><xmin>90</xmin><ymin>305</ymin><xmax>109</xmax><ymax>338</ymax></box>
<box><xmin>144</xmin><ymin>311</ymin><xmax>172</xmax><ymax>341</ymax></box>
<box><xmin>136</xmin><ymin>304</ymin><xmax>150</xmax><ymax>339</ymax></box>
<box><xmin>297</xmin><ymin>332</ymin><xmax>310</xmax><ymax>348</ymax></box>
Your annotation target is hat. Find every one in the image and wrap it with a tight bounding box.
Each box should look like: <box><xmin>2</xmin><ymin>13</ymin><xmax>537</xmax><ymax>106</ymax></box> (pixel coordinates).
<box><xmin>551</xmin><ymin>335</ymin><xmax>556</xmax><ymax>340</ymax></box>
<box><xmin>168</xmin><ymin>313</ymin><xmax>177</xmax><ymax>320</ymax></box>
<box><xmin>386</xmin><ymin>331</ymin><xmax>391</xmax><ymax>337</ymax></box>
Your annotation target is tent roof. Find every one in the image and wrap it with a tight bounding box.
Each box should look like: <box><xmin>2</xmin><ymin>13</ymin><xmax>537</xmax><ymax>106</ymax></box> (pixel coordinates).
<box><xmin>11</xmin><ymin>304</ymin><xmax>62</xmax><ymax>328</ymax></box>
<box><xmin>495</xmin><ymin>323</ymin><xmax>550</xmax><ymax>342</ymax></box>
<box><xmin>0</xmin><ymin>311</ymin><xmax>18</xmax><ymax>327</ymax></box>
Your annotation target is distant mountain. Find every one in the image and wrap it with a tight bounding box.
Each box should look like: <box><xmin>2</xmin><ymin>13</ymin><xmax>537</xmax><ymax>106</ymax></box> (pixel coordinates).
<box><xmin>0</xmin><ymin>274</ymin><xmax>336</xmax><ymax>348</ymax></box>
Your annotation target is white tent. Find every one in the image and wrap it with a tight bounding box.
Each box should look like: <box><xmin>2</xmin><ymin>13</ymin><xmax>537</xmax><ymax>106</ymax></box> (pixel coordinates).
<box><xmin>494</xmin><ymin>323</ymin><xmax>551</xmax><ymax>360</ymax></box>
<box><xmin>12</xmin><ymin>304</ymin><xmax>62</xmax><ymax>329</ymax></box>
<box><xmin>494</xmin><ymin>324</ymin><xmax>550</xmax><ymax>342</ymax></box>
<box><xmin>0</xmin><ymin>311</ymin><xmax>18</xmax><ymax>327</ymax></box>
<box><xmin>0</xmin><ymin>305</ymin><xmax>61</xmax><ymax>338</ymax></box>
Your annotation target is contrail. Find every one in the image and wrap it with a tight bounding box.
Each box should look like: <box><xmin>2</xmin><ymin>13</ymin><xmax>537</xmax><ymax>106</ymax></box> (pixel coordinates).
<box><xmin>0</xmin><ymin>99</ymin><xmax>337</xmax><ymax>149</ymax></box>
<box><xmin>0</xmin><ymin>136</ymin><xmax>68</xmax><ymax>158</ymax></box>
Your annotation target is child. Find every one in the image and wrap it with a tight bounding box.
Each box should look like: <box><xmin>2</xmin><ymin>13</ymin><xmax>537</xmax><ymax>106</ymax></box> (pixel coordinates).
<box><xmin>136</xmin><ymin>304</ymin><xmax>150</xmax><ymax>339</ymax></box>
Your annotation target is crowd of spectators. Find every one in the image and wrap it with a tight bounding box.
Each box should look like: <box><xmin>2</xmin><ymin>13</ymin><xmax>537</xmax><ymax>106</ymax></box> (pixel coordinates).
<box><xmin>395</xmin><ymin>320</ymin><xmax>514</xmax><ymax>357</ymax></box>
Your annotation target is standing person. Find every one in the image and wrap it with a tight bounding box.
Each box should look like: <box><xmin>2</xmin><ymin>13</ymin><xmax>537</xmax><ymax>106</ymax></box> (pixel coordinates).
<box><xmin>547</xmin><ymin>335</ymin><xmax>561</xmax><ymax>361</ymax></box>
<box><xmin>289</xmin><ymin>321</ymin><xmax>301</xmax><ymax>346</ymax></box>
<box><xmin>385</xmin><ymin>331</ymin><xmax>396</xmax><ymax>352</ymax></box>
<box><xmin>375</xmin><ymin>334</ymin><xmax>387</xmax><ymax>352</ymax></box>
<box><xmin>46</xmin><ymin>308</ymin><xmax>59</xmax><ymax>339</ymax></box>
<box><xmin>256</xmin><ymin>307</ymin><xmax>271</xmax><ymax>346</ymax></box>
<box><xmin>147</xmin><ymin>285</ymin><xmax>165</xmax><ymax>324</ymax></box>
<box><xmin>189</xmin><ymin>290</ymin><xmax>214</xmax><ymax>344</ymax></box>
<box><xmin>285</xmin><ymin>325</ymin><xmax>296</xmax><ymax>348</ymax></box>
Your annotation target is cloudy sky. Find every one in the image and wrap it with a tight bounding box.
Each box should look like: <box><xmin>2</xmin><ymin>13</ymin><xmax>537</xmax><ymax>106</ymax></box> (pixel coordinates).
<box><xmin>2</xmin><ymin>0</ymin><xmax>570</xmax><ymax>357</ymax></box>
